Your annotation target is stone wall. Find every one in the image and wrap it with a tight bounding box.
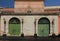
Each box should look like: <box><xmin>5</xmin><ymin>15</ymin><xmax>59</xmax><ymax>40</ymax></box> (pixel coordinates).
<box><xmin>1</xmin><ymin>15</ymin><xmax>58</xmax><ymax>36</ymax></box>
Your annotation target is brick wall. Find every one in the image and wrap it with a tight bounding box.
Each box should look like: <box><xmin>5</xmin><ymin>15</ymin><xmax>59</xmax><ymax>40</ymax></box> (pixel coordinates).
<box><xmin>14</xmin><ymin>1</ymin><xmax>44</xmax><ymax>13</ymax></box>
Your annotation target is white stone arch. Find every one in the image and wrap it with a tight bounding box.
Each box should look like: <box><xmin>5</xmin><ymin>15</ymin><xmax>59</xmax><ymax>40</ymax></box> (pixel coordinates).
<box><xmin>36</xmin><ymin>16</ymin><xmax>58</xmax><ymax>36</ymax></box>
<box><xmin>8</xmin><ymin>17</ymin><xmax>21</xmax><ymax>36</ymax></box>
<box><xmin>36</xmin><ymin>17</ymin><xmax>51</xmax><ymax>36</ymax></box>
<box><xmin>1</xmin><ymin>16</ymin><xmax>22</xmax><ymax>36</ymax></box>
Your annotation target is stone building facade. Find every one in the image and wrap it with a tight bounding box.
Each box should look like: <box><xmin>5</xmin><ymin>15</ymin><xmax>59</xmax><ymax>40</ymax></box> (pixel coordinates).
<box><xmin>0</xmin><ymin>0</ymin><xmax>60</xmax><ymax>37</ymax></box>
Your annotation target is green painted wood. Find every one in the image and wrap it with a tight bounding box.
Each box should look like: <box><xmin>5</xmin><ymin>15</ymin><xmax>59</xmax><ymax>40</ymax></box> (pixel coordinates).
<box><xmin>9</xmin><ymin>18</ymin><xmax>20</xmax><ymax>35</ymax></box>
<box><xmin>38</xmin><ymin>24</ymin><xmax>49</xmax><ymax>37</ymax></box>
<box><xmin>9</xmin><ymin>24</ymin><xmax>20</xmax><ymax>35</ymax></box>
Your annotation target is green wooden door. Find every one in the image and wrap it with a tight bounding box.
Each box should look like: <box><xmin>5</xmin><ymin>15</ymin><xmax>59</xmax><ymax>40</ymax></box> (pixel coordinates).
<box><xmin>38</xmin><ymin>24</ymin><xmax>49</xmax><ymax>37</ymax></box>
<box><xmin>9</xmin><ymin>18</ymin><xmax>20</xmax><ymax>35</ymax></box>
<box><xmin>38</xmin><ymin>18</ymin><xmax>50</xmax><ymax>37</ymax></box>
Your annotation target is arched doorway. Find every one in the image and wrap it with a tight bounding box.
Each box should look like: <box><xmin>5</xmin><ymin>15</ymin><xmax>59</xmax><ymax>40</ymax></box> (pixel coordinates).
<box><xmin>38</xmin><ymin>17</ymin><xmax>50</xmax><ymax>37</ymax></box>
<box><xmin>9</xmin><ymin>17</ymin><xmax>21</xmax><ymax>35</ymax></box>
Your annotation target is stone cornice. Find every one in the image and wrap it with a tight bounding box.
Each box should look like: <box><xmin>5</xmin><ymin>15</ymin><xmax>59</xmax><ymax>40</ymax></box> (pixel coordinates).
<box><xmin>0</xmin><ymin>12</ymin><xmax>59</xmax><ymax>16</ymax></box>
